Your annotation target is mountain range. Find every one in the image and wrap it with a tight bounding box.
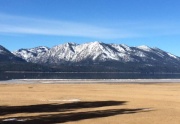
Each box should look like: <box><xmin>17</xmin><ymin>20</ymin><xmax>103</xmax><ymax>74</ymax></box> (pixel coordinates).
<box><xmin>1</xmin><ymin>41</ymin><xmax>180</xmax><ymax>72</ymax></box>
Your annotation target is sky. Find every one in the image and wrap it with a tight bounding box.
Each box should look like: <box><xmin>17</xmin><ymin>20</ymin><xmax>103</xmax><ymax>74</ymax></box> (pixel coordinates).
<box><xmin>0</xmin><ymin>0</ymin><xmax>180</xmax><ymax>56</ymax></box>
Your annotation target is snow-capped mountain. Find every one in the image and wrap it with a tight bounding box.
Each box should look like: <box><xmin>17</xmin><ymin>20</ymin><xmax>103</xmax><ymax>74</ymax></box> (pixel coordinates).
<box><xmin>13</xmin><ymin>46</ymin><xmax>49</xmax><ymax>63</ymax></box>
<box><xmin>39</xmin><ymin>41</ymin><xmax>132</xmax><ymax>64</ymax></box>
<box><xmin>0</xmin><ymin>45</ymin><xmax>25</xmax><ymax>62</ymax></box>
<box><xmin>12</xmin><ymin>41</ymin><xmax>180</xmax><ymax>67</ymax></box>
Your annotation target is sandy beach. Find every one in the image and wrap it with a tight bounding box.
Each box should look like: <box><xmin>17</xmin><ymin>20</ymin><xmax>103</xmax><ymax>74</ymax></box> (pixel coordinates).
<box><xmin>0</xmin><ymin>80</ymin><xmax>180</xmax><ymax>124</ymax></box>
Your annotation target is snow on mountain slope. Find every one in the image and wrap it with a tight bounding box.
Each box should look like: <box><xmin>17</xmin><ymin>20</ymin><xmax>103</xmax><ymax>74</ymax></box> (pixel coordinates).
<box><xmin>73</xmin><ymin>41</ymin><xmax>120</xmax><ymax>61</ymax></box>
<box><xmin>167</xmin><ymin>53</ymin><xmax>177</xmax><ymax>59</ymax></box>
<box><xmin>38</xmin><ymin>41</ymin><xmax>136</xmax><ymax>64</ymax></box>
<box><xmin>137</xmin><ymin>45</ymin><xmax>152</xmax><ymax>51</ymax></box>
<box><xmin>12</xmin><ymin>42</ymin><xmax>180</xmax><ymax>65</ymax></box>
<box><xmin>38</xmin><ymin>43</ymin><xmax>77</xmax><ymax>64</ymax></box>
<box><xmin>13</xmin><ymin>46</ymin><xmax>49</xmax><ymax>62</ymax></box>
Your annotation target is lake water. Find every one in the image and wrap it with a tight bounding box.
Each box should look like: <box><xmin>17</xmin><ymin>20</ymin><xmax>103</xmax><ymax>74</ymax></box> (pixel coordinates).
<box><xmin>1</xmin><ymin>72</ymin><xmax>180</xmax><ymax>80</ymax></box>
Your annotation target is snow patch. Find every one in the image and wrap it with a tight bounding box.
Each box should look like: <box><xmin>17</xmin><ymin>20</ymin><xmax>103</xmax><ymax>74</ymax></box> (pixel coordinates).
<box><xmin>0</xmin><ymin>49</ymin><xmax>4</xmax><ymax>53</ymax></box>
<box><xmin>137</xmin><ymin>45</ymin><xmax>151</xmax><ymax>51</ymax></box>
<box><xmin>167</xmin><ymin>53</ymin><xmax>177</xmax><ymax>59</ymax></box>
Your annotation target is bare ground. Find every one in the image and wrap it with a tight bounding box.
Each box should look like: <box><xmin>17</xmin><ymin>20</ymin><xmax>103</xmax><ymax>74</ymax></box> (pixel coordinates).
<box><xmin>0</xmin><ymin>81</ymin><xmax>180</xmax><ymax>124</ymax></box>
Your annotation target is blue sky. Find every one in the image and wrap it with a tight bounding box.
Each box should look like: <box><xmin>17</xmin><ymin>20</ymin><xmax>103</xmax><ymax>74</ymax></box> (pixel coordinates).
<box><xmin>0</xmin><ymin>0</ymin><xmax>180</xmax><ymax>56</ymax></box>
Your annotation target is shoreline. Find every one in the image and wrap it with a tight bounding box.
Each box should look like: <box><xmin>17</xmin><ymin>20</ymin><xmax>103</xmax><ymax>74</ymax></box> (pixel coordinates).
<box><xmin>1</xmin><ymin>79</ymin><xmax>180</xmax><ymax>84</ymax></box>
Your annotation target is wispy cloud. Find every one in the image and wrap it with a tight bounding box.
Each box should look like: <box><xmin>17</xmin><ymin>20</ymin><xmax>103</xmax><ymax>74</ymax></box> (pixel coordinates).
<box><xmin>0</xmin><ymin>13</ymin><xmax>139</xmax><ymax>39</ymax></box>
<box><xmin>0</xmin><ymin>13</ymin><xmax>180</xmax><ymax>39</ymax></box>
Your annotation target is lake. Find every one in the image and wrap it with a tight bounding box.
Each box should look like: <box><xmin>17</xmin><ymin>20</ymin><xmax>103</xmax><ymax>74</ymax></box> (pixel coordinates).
<box><xmin>1</xmin><ymin>72</ymin><xmax>180</xmax><ymax>80</ymax></box>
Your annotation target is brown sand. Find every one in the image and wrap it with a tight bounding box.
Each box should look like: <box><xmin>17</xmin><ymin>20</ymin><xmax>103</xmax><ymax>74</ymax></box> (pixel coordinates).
<box><xmin>0</xmin><ymin>81</ymin><xmax>180</xmax><ymax>124</ymax></box>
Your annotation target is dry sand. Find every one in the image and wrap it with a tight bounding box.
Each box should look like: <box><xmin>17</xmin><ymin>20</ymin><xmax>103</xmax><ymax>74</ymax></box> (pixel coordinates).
<box><xmin>0</xmin><ymin>80</ymin><xmax>180</xmax><ymax>124</ymax></box>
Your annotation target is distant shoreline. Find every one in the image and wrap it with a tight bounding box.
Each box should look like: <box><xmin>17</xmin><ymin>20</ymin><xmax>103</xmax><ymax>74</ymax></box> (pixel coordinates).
<box><xmin>2</xmin><ymin>72</ymin><xmax>180</xmax><ymax>81</ymax></box>
<box><xmin>1</xmin><ymin>79</ymin><xmax>180</xmax><ymax>84</ymax></box>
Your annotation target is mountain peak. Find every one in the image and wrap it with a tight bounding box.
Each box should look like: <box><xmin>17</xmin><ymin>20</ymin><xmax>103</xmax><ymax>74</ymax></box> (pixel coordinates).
<box><xmin>88</xmin><ymin>41</ymin><xmax>102</xmax><ymax>45</ymax></box>
<box><xmin>0</xmin><ymin>45</ymin><xmax>26</xmax><ymax>62</ymax></box>
<box><xmin>0</xmin><ymin>45</ymin><xmax>7</xmax><ymax>50</ymax></box>
<box><xmin>36</xmin><ymin>46</ymin><xmax>49</xmax><ymax>49</ymax></box>
<box><xmin>65</xmin><ymin>42</ymin><xmax>77</xmax><ymax>46</ymax></box>
<box><xmin>13</xmin><ymin>46</ymin><xmax>49</xmax><ymax>62</ymax></box>
<box><xmin>54</xmin><ymin>42</ymin><xmax>77</xmax><ymax>48</ymax></box>
<box><xmin>137</xmin><ymin>45</ymin><xmax>151</xmax><ymax>51</ymax></box>
<box><xmin>0</xmin><ymin>45</ymin><xmax>11</xmax><ymax>55</ymax></box>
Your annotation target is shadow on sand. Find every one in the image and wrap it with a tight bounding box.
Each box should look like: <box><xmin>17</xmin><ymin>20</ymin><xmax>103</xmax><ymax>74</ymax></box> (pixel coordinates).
<box><xmin>0</xmin><ymin>101</ymin><xmax>126</xmax><ymax>116</ymax></box>
<box><xmin>0</xmin><ymin>101</ymin><xmax>151</xmax><ymax>124</ymax></box>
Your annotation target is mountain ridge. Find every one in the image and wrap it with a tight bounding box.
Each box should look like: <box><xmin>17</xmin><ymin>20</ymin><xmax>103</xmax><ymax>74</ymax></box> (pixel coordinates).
<box><xmin>1</xmin><ymin>41</ymin><xmax>180</xmax><ymax>73</ymax></box>
<box><xmin>12</xmin><ymin>41</ymin><xmax>180</xmax><ymax>66</ymax></box>
<box><xmin>0</xmin><ymin>45</ymin><xmax>26</xmax><ymax>63</ymax></box>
